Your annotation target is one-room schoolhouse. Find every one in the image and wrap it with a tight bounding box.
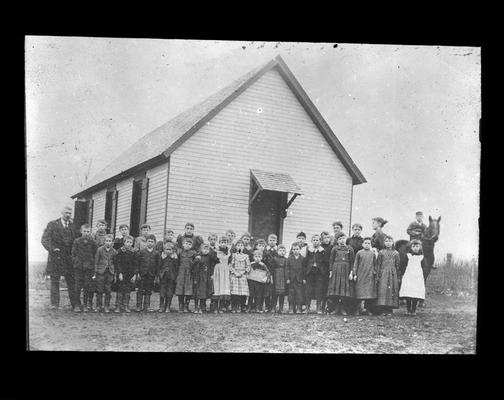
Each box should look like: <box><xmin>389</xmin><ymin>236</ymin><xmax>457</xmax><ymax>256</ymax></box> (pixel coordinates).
<box><xmin>71</xmin><ymin>55</ymin><xmax>366</xmax><ymax>244</ymax></box>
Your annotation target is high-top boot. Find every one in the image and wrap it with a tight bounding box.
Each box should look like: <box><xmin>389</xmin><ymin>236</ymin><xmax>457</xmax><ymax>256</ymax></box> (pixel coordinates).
<box><xmin>83</xmin><ymin>292</ymin><xmax>89</xmax><ymax>311</ymax></box>
<box><xmin>123</xmin><ymin>292</ymin><xmax>131</xmax><ymax>313</ymax></box>
<box><xmin>88</xmin><ymin>293</ymin><xmax>96</xmax><ymax>312</ymax></box>
<box><xmin>104</xmin><ymin>293</ymin><xmax>111</xmax><ymax>313</ymax></box>
<box><xmin>114</xmin><ymin>293</ymin><xmax>123</xmax><ymax>313</ymax></box>
<box><xmin>166</xmin><ymin>296</ymin><xmax>172</xmax><ymax>312</ymax></box>
<box><xmin>158</xmin><ymin>297</ymin><xmax>165</xmax><ymax>313</ymax></box>
<box><xmin>278</xmin><ymin>295</ymin><xmax>285</xmax><ymax>314</ymax></box>
<box><xmin>143</xmin><ymin>294</ymin><xmax>151</xmax><ymax>312</ymax></box>
<box><xmin>178</xmin><ymin>296</ymin><xmax>185</xmax><ymax>312</ymax></box>
<box><xmin>136</xmin><ymin>292</ymin><xmax>143</xmax><ymax>312</ymax></box>
<box><xmin>321</xmin><ymin>299</ymin><xmax>326</xmax><ymax>314</ymax></box>
<box><xmin>96</xmin><ymin>293</ymin><xmax>103</xmax><ymax>312</ymax></box>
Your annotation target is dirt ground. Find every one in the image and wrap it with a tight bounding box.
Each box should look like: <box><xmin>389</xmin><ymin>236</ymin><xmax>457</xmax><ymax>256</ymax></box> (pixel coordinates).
<box><xmin>28</xmin><ymin>289</ymin><xmax>477</xmax><ymax>353</ymax></box>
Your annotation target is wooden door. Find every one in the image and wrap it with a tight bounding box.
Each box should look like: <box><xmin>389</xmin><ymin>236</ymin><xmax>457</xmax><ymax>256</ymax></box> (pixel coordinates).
<box><xmin>249</xmin><ymin>190</ymin><xmax>285</xmax><ymax>243</ymax></box>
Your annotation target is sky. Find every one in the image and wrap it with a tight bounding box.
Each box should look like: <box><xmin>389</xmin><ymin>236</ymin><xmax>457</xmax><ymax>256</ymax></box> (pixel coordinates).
<box><xmin>26</xmin><ymin>36</ymin><xmax>480</xmax><ymax>262</ymax></box>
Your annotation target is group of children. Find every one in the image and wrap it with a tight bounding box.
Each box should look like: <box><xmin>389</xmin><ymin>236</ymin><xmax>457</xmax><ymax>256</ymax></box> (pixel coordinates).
<box><xmin>69</xmin><ymin>218</ymin><xmax>426</xmax><ymax>317</ymax></box>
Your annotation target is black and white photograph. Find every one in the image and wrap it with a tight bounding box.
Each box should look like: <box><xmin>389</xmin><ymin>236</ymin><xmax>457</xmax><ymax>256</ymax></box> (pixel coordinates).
<box><xmin>26</xmin><ymin>36</ymin><xmax>480</xmax><ymax>353</ymax></box>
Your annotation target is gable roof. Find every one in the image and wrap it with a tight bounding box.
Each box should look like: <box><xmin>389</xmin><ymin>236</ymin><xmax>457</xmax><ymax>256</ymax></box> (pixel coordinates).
<box><xmin>72</xmin><ymin>55</ymin><xmax>366</xmax><ymax>198</ymax></box>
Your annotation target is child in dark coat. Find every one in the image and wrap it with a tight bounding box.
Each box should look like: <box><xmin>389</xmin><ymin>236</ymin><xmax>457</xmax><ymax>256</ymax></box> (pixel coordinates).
<box><xmin>192</xmin><ymin>243</ymin><xmax>219</xmax><ymax>313</ymax></box>
<box><xmin>303</xmin><ymin>234</ymin><xmax>328</xmax><ymax>314</ymax></box>
<box><xmin>263</xmin><ymin>234</ymin><xmax>278</xmax><ymax>312</ymax></box>
<box><xmin>155</xmin><ymin>228</ymin><xmax>179</xmax><ymax>253</ymax></box>
<box><xmin>286</xmin><ymin>243</ymin><xmax>306</xmax><ymax>314</ymax></box>
<box><xmin>114</xmin><ymin>235</ymin><xmax>136</xmax><ymax>313</ymax></box>
<box><xmin>347</xmin><ymin>223</ymin><xmax>364</xmax><ymax>255</ymax></box>
<box><xmin>93</xmin><ymin>219</ymin><xmax>108</xmax><ymax>246</ymax></box>
<box><xmin>71</xmin><ymin>224</ymin><xmax>98</xmax><ymax>312</ymax></box>
<box><xmin>176</xmin><ymin>222</ymin><xmax>204</xmax><ymax>252</ymax></box>
<box><xmin>247</xmin><ymin>250</ymin><xmax>271</xmax><ymax>313</ymax></box>
<box><xmin>241</xmin><ymin>232</ymin><xmax>255</xmax><ymax>261</ymax></box>
<box><xmin>134</xmin><ymin>224</ymin><xmax>151</xmax><ymax>252</ymax></box>
<box><xmin>93</xmin><ymin>234</ymin><xmax>117</xmax><ymax>313</ymax></box>
<box><xmin>134</xmin><ymin>234</ymin><xmax>159</xmax><ymax>312</ymax></box>
<box><xmin>112</xmin><ymin>224</ymin><xmax>130</xmax><ymax>310</ymax></box>
<box><xmin>320</xmin><ymin>231</ymin><xmax>333</xmax><ymax>313</ymax></box>
<box><xmin>157</xmin><ymin>242</ymin><xmax>179</xmax><ymax>313</ymax></box>
<box><xmin>271</xmin><ymin>244</ymin><xmax>288</xmax><ymax>313</ymax></box>
<box><xmin>113</xmin><ymin>224</ymin><xmax>130</xmax><ymax>250</ymax></box>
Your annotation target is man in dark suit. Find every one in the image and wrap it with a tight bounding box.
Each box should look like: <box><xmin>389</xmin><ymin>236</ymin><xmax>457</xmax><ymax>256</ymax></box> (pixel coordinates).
<box><xmin>41</xmin><ymin>205</ymin><xmax>78</xmax><ymax>310</ymax></box>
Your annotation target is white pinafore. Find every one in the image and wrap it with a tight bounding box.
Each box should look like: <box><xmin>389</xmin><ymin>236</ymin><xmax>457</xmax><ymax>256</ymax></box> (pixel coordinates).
<box><xmin>399</xmin><ymin>253</ymin><xmax>425</xmax><ymax>300</ymax></box>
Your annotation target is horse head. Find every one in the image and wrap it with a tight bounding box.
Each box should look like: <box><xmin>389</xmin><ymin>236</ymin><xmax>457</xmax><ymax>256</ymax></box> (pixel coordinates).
<box><xmin>425</xmin><ymin>216</ymin><xmax>441</xmax><ymax>241</ymax></box>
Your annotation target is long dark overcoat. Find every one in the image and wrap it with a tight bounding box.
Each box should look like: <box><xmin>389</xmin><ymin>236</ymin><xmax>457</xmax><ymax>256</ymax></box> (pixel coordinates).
<box><xmin>41</xmin><ymin>219</ymin><xmax>77</xmax><ymax>275</ymax></box>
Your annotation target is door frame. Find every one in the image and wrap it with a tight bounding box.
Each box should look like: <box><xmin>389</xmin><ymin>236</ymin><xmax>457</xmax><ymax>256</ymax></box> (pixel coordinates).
<box><xmin>248</xmin><ymin>179</ymin><xmax>287</xmax><ymax>243</ymax></box>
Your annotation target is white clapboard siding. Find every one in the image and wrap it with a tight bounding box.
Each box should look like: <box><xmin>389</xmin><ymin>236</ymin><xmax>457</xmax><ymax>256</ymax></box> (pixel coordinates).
<box><xmin>167</xmin><ymin>68</ymin><xmax>353</xmax><ymax>244</ymax></box>
<box><xmin>91</xmin><ymin>188</ymin><xmax>106</xmax><ymax>233</ymax></box>
<box><xmin>114</xmin><ymin>177</ymin><xmax>133</xmax><ymax>237</ymax></box>
<box><xmin>146</xmin><ymin>162</ymin><xmax>168</xmax><ymax>242</ymax></box>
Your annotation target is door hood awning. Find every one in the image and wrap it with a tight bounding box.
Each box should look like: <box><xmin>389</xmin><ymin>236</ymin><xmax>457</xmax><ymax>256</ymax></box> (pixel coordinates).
<box><xmin>250</xmin><ymin>169</ymin><xmax>303</xmax><ymax>195</ymax></box>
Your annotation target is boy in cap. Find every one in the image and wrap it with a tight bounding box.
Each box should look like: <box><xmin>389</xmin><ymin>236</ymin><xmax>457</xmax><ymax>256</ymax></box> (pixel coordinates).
<box><xmin>407</xmin><ymin>212</ymin><xmax>427</xmax><ymax>241</ymax></box>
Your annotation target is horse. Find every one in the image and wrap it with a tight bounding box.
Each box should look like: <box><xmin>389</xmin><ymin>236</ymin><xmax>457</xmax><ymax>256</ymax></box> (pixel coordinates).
<box><xmin>395</xmin><ymin>216</ymin><xmax>441</xmax><ymax>306</ymax></box>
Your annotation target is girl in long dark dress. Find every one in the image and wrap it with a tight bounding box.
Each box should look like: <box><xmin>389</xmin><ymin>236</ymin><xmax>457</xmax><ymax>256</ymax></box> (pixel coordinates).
<box><xmin>327</xmin><ymin>234</ymin><xmax>355</xmax><ymax>315</ymax></box>
<box><xmin>375</xmin><ymin>235</ymin><xmax>400</xmax><ymax>315</ymax></box>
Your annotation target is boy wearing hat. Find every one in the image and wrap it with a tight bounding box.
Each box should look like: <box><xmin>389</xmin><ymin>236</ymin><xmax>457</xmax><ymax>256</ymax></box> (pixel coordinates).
<box><xmin>407</xmin><ymin>212</ymin><xmax>427</xmax><ymax>241</ymax></box>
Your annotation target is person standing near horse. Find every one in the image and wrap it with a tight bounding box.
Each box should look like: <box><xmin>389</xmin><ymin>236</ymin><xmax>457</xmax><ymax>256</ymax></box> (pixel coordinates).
<box><xmin>41</xmin><ymin>205</ymin><xmax>78</xmax><ymax>310</ymax></box>
<box><xmin>406</xmin><ymin>211</ymin><xmax>427</xmax><ymax>241</ymax></box>
<box><xmin>399</xmin><ymin>239</ymin><xmax>426</xmax><ymax>315</ymax></box>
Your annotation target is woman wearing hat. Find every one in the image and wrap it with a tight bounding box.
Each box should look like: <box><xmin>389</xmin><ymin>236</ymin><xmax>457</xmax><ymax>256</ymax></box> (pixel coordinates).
<box><xmin>371</xmin><ymin>217</ymin><xmax>388</xmax><ymax>252</ymax></box>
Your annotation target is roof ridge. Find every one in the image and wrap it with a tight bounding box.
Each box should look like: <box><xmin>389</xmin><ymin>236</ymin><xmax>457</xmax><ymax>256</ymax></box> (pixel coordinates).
<box><xmin>78</xmin><ymin>57</ymin><xmax>279</xmax><ymax>194</ymax></box>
